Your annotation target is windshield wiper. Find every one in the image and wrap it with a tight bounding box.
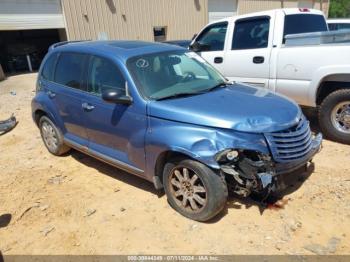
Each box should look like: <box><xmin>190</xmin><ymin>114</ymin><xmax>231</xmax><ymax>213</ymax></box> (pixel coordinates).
<box><xmin>203</xmin><ymin>81</ymin><xmax>230</xmax><ymax>93</ymax></box>
<box><xmin>152</xmin><ymin>92</ymin><xmax>201</xmax><ymax>101</ymax></box>
<box><xmin>152</xmin><ymin>81</ymin><xmax>231</xmax><ymax>101</ymax></box>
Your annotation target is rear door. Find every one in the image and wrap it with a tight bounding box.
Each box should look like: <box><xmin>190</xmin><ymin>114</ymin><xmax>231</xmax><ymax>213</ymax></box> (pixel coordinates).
<box><xmin>223</xmin><ymin>16</ymin><xmax>273</xmax><ymax>88</ymax></box>
<box><xmin>47</xmin><ymin>52</ymin><xmax>89</xmax><ymax>146</ymax></box>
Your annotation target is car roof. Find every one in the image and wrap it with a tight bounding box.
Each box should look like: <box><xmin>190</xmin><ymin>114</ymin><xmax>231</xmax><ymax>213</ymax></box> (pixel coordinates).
<box><xmin>49</xmin><ymin>40</ymin><xmax>184</xmax><ymax>61</ymax></box>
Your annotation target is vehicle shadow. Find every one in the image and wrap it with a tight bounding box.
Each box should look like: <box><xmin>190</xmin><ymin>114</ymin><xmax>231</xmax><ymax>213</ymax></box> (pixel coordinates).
<box><xmin>302</xmin><ymin>107</ymin><xmax>321</xmax><ymax>134</ymax></box>
<box><xmin>70</xmin><ymin>150</ymin><xmax>162</xmax><ymax>196</ymax></box>
<box><xmin>0</xmin><ymin>213</ymin><xmax>12</xmax><ymax>228</ymax></box>
<box><xmin>69</xmin><ymin>148</ymin><xmax>314</xmax><ymax>223</ymax></box>
<box><xmin>207</xmin><ymin>163</ymin><xmax>315</xmax><ymax>223</ymax></box>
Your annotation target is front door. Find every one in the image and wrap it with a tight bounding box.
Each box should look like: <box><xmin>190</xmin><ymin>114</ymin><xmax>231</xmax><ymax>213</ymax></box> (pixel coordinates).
<box><xmin>82</xmin><ymin>55</ymin><xmax>147</xmax><ymax>174</ymax></box>
<box><xmin>192</xmin><ymin>21</ymin><xmax>229</xmax><ymax>74</ymax></box>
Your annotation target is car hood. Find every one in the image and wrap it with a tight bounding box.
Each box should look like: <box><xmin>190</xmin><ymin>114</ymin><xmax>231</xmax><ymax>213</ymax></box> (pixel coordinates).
<box><xmin>148</xmin><ymin>83</ymin><xmax>302</xmax><ymax>133</ymax></box>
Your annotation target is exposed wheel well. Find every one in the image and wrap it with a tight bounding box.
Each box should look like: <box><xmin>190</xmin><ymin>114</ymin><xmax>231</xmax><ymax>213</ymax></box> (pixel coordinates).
<box><xmin>34</xmin><ymin>110</ymin><xmax>47</xmax><ymax>126</ymax></box>
<box><xmin>317</xmin><ymin>80</ymin><xmax>350</xmax><ymax>105</ymax></box>
<box><xmin>154</xmin><ymin>151</ymin><xmax>193</xmax><ymax>186</ymax></box>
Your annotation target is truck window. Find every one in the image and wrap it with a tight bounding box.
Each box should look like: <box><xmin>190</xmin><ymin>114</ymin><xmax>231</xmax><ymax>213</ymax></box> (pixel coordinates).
<box><xmin>329</xmin><ymin>23</ymin><xmax>350</xmax><ymax>31</ymax></box>
<box><xmin>283</xmin><ymin>14</ymin><xmax>328</xmax><ymax>42</ymax></box>
<box><xmin>232</xmin><ymin>17</ymin><xmax>270</xmax><ymax>50</ymax></box>
<box><xmin>195</xmin><ymin>22</ymin><xmax>228</xmax><ymax>51</ymax></box>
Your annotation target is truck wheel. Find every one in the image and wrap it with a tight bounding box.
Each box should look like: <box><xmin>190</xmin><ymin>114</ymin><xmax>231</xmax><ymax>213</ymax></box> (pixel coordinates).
<box><xmin>163</xmin><ymin>159</ymin><xmax>228</xmax><ymax>221</ymax></box>
<box><xmin>319</xmin><ymin>89</ymin><xmax>350</xmax><ymax>144</ymax></box>
<box><xmin>39</xmin><ymin>116</ymin><xmax>70</xmax><ymax>156</ymax></box>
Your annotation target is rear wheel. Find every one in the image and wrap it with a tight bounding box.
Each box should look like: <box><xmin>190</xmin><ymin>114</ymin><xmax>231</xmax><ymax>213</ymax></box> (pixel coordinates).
<box><xmin>163</xmin><ymin>159</ymin><xmax>227</xmax><ymax>221</ymax></box>
<box><xmin>39</xmin><ymin>116</ymin><xmax>70</xmax><ymax>156</ymax></box>
<box><xmin>319</xmin><ymin>89</ymin><xmax>350</xmax><ymax>144</ymax></box>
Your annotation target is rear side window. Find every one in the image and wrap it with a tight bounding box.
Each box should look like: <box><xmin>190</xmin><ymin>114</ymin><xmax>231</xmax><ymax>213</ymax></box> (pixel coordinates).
<box><xmin>87</xmin><ymin>56</ymin><xmax>125</xmax><ymax>96</ymax></box>
<box><xmin>54</xmin><ymin>52</ymin><xmax>87</xmax><ymax>90</ymax></box>
<box><xmin>195</xmin><ymin>22</ymin><xmax>228</xmax><ymax>51</ymax></box>
<box><xmin>329</xmin><ymin>23</ymin><xmax>350</xmax><ymax>31</ymax></box>
<box><xmin>232</xmin><ymin>17</ymin><xmax>270</xmax><ymax>50</ymax></box>
<box><xmin>41</xmin><ymin>53</ymin><xmax>58</xmax><ymax>81</ymax></box>
<box><xmin>283</xmin><ymin>14</ymin><xmax>328</xmax><ymax>41</ymax></box>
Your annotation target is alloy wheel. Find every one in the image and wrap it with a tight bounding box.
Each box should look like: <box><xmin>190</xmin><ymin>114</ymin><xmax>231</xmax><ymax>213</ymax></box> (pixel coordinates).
<box><xmin>331</xmin><ymin>101</ymin><xmax>350</xmax><ymax>134</ymax></box>
<box><xmin>169</xmin><ymin>166</ymin><xmax>207</xmax><ymax>213</ymax></box>
<box><xmin>41</xmin><ymin>121</ymin><xmax>59</xmax><ymax>152</ymax></box>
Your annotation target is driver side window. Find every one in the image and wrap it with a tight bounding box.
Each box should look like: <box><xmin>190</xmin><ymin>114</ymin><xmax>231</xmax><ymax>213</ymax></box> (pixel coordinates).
<box><xmin>195</xmin><ymin>22</ymin><xmax>228</xmax><ymax>51</ymax></box>
<box><xmin>87</xmin><ymin>56</ymin><xmax>125</xmax><ymax>96</ymax></box>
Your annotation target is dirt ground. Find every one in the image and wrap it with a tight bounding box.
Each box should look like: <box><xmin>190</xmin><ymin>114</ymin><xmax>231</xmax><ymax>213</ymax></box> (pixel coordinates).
<box><xmin>0</xmin><ymin>73</ymin><xmax>349</xmax><ymax>255</ymax></box>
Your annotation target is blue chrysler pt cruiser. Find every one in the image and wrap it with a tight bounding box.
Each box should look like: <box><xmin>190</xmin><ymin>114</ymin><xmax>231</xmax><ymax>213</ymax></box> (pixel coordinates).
<box><xmin>32</xmin><ymin>41</ymin><xmax>322</xmax><ymax>221</ymax></box>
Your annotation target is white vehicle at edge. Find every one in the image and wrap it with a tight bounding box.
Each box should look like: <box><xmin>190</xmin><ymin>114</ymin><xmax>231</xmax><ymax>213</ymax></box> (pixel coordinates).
<box><xmin>327</xmin><ymin>19</ymin><xmax>350</xmax><ymax>31</ymax></box>
<box><xmin>190</xmin><ymin>8</ymin><xmax>350</xmax><ymax>144</ymax></box>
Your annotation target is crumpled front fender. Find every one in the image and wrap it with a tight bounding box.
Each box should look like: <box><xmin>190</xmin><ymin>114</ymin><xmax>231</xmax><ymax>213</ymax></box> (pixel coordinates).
<box><xmin>145</xmin><ymin>117</ymin><xmax>269</xmax><ymax>180</ymax></box>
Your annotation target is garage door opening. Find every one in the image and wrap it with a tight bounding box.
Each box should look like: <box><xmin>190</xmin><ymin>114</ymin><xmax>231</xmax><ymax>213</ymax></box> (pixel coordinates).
<box><xmin>0</xmin><ymin>29</ymin><xmax>64</xmax><ymax>75</ymax></box>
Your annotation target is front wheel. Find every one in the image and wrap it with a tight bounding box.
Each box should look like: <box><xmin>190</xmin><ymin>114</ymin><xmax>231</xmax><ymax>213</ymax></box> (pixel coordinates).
<box><xmin>319</xmin><ymin>89</ymin><xmax>350</xmax><ymax>144</ymax></box>
<box><xmin>163</xmin><ymin>159</ymin><xmax>228</xmax><ymax>221</ymax></box>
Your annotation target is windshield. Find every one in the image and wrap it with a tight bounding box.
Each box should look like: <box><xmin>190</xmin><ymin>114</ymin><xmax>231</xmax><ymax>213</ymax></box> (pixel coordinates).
<box><xmin>127</xmin><ymin>50</ymin><xmax>226</xmax><ymax>100</ymax></box>
<box><xmin>283</xmin><ymin>14</ymin><xmax>328</xmax><ymax>42</ymax></box>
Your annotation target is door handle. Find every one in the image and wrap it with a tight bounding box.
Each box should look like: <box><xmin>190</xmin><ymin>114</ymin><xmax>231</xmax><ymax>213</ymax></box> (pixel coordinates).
<box><xmin>39</xmin><ymin>80</ymin><xmax>46</xmax><ymax>89</ymax></box>
<box><xmin>46</xmin><ymin>90</ymin><xmax>56</xmax><ymax>98</ymax></box>
<box><xmin>253</xmin><ymin>56</ymin><xmax>265</xmax><ymax>64</ymax></box>
<box><xmin>214</xmin><ymin>57</ymin><xmax>223</xmax><ymax>64</ymax></box>
<box><xmin>82</xmin><ymin>102</ymin><xmax>95</xmax><ymax>111</ymax></box>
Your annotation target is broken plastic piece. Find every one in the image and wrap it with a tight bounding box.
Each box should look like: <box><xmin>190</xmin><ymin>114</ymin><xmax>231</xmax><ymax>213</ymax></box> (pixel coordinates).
<box><xmin>0</xmin><ymin>114</ymin><xmax>18</xmax><ymax>135</ymax></box>
<box><xmin>257</xmin><ymin>172</ymin><xmax>273</xmax><ymax>188</ymax></box>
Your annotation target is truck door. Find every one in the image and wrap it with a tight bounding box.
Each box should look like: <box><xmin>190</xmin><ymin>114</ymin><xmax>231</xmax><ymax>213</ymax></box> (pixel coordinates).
<box><xmin>223</xmin><ymin>16</ymin><xmax>272</xmax><ymax>88</ymax></box>
<box><xmin>190</xmin><ymin>21</ymin><xmax>228</xmax><ymax>74</ymax></box>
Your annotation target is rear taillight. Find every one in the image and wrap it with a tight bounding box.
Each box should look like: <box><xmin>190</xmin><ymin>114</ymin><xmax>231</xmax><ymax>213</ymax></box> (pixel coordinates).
<box><xmin>299</xmin><ymin>8</ymin><xmax>310</xmax><ymax>12</ymax></box>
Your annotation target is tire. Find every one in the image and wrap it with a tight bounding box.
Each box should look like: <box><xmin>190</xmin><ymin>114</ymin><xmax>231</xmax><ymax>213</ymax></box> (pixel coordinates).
<box><xmin>39</xmin><ymin>116</ymin><xmax>70</xmax><ymax>156</ymax></box>
<box><xmin>318</xmin><ymin>89</ymin><xmax>350</xmax><ymax>144</ymax></box>
<box><xmin>163</xmin><ymin>159</ymin><xmax>228</xmax><ymax>222</ymax></box>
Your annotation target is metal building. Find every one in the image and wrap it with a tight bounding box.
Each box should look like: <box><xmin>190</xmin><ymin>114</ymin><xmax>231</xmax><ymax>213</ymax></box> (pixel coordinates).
<box><xmin>0</xmin><ymin>0</ymin><xmax>329</xmax><ymax>75</ymax></box>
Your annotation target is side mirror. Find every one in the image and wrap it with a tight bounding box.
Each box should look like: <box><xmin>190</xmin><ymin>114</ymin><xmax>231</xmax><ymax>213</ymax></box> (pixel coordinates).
<box><xmin>102</xmin><ymin>89</ymin><xmax>132</xmax><ymax>105</ymax></box>
<box><xmin>189</xmin><ymin>41</ymin><xmax>210</xmax><ymax>52</ymax></box>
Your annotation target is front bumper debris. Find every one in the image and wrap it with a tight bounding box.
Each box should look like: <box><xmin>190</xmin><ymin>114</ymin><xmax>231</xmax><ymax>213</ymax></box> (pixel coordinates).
<box><xmin>220</xmin><ymin>133</ymin><xmax>322</xmax><ymax>198</ymax></box>
<box><xmin>0</xmin><ymin>114</ymin><xmax>18</xmax><ymax>135</ymax></box>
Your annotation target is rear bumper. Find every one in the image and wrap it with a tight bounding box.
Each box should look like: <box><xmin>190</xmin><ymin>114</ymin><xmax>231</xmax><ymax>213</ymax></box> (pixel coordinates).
<box><xmin>275</xmin><ymin>133</ymin><xmax>322</xmax><ymax>175</ymax></box>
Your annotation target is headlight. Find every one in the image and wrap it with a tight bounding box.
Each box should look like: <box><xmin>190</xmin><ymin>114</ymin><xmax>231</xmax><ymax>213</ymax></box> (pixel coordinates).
<box><xmin>226</xmin><ymin>150</ymin><xmax>239</xmax><ymax>160</ymax></box>
<box><xmin>215</xmin><ymin>149</ymin><xmax>240</xmax><ymax>162</ymax></box>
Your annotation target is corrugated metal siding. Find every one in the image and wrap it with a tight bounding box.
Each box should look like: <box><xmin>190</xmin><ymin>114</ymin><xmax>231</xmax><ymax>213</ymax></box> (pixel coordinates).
<box><xmin>61</xmin><ymin>0</ymin><xmax>208</xmax><ymax>41</ymax></box>
<box><xmin>238</xmin><ymin>0</ymin><xmax>282</xmax><ymax>14</ymax></box>
<box><xmin>238</xmin><ymin>0</ymin><xmax>329</xmax><ymax>15</ymax></box>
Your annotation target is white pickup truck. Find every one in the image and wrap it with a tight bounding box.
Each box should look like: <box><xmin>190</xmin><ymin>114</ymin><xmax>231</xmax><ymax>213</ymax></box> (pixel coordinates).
<box><xmin>190</xmin><ymin>8</ymin><xmax>350</xmax><ymax>144</ymax></box>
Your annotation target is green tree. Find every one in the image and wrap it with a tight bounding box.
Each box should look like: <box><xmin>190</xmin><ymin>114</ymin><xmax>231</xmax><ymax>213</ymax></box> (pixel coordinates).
<box><xmin>329</xmin><ymin>0</ymin><xmax>350</xmax><ymax>18</ymax></box>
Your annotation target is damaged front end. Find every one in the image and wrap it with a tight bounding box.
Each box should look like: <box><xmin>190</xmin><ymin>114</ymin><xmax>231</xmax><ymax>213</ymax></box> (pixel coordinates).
<box><xmin>216</xmin><ymin>129</ymin><xmax>322</xmax><ymax>200</ymax></box>
<box><xmin>217</xmin><ymin>149</ymin><xmax>276</xmax><ymax>198</ymax></box>
<box><xmin>215</xmin><ymin>116</ymin><xmax>322</xmax><ymax>199</ymax></box>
